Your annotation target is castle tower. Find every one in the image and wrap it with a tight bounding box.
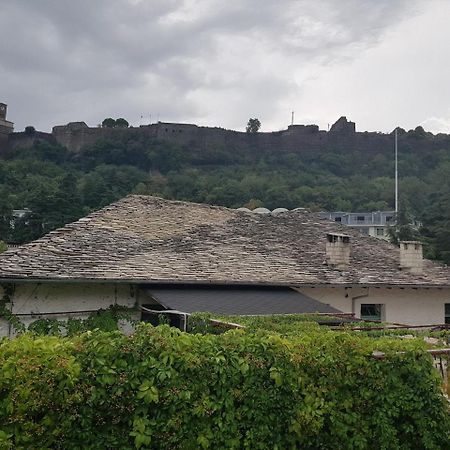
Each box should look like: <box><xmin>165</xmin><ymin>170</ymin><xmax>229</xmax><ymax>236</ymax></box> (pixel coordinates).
<box><xmin>0</xmin><ymin>103</ymin><xmax>14</xmax><ymax>135</ymax></box>
<box><xmin>0</xmin><ymin>103</ymin><xmax>6</xmax><ymax>120</ymax></box>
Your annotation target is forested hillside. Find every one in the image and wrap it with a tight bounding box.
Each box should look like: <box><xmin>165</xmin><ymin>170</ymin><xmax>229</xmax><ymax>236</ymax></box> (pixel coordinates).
<box><xmin>1</xmin><ymin>132</ymin><xmax>450</xmax><ymax>263</ymax></box>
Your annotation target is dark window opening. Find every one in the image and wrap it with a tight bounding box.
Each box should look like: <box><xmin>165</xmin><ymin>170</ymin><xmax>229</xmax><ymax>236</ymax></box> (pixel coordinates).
<box><xmin>357</xmin><ymin>216</ymin><xmax>365</xmax><ymax>222</ymax></box>
<box><xmin>445</xmin><ymin>304</ymin><xmax>450</xmax><ymax>324</ymax></box>
<box><xmin>335</xmin><ymin>217</ymin><xmax>342</xmax><ymax>222</ymax></box>
<box><xmin>361</xmin><ymin>304</ymin><xmax>383</xmax><ymax>321</ymax></box>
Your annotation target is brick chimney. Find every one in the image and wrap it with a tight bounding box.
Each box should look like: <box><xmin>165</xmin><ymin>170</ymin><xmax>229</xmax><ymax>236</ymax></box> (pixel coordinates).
<box><xmin>326</xmin><ymin>233</ymin><xmax>350</xmax><ymax>269</ymax></box>
<box><xmin>399</xmin><ymin>241</ymin><xmax>423</xmax><ymax>274</ymax></box>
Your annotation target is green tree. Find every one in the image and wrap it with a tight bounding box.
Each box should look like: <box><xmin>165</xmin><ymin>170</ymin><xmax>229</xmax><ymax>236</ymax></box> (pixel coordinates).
<box><xmin>244</xmin><ymin>198</ymin><xmax>264</xmax><ymax>210</ymax></box>
<box><xmin>246</xmin><ymin>118</ymin><xmax>261</xmax><ymax>133</ymax></box>
<box><xmin>102</xmin><ymin>118</ymin><xmax>116</xmax><ymax>128</ymax></box>
<box><xmin>388</xmin><ymin>206</ymin><xmax>420</xmax><ymax>245</ymax></box>
<box><xmin>0</xmin><ymin>189</ymin><xmax>12</xmax><ymax>242</ymax></box>
<box><xmin>115</xmin><ymin>118</ymin><xmax>129</xmax><ymax>128</ymax></box>
<box><xmin>421</xmin><ymin>191</ymin><xmax>450</xmax><ymax>263</ymax></box>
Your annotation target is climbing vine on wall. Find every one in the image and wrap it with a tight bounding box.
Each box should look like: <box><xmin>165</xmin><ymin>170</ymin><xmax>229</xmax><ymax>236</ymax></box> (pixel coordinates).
<box><xmin>27</xmin><ymin>305</ymin><xmax>136</xmax><ymax>336</ymax></box>
<box><xmin>0</xmin><ymin>294</ymin><xmax>136</xmax><ymax>337</ymax></box>
<box><xmin>0</xmin><ymin>283</ymin><xmax>25</xmax><ymax>333</ymax></box>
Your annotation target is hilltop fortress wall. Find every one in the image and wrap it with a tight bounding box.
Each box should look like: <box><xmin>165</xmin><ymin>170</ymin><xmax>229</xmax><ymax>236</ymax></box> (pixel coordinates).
<box><xmin>1</xmin><ymin>115</ymin><xmax>444</xmax><ymax>156</ymax></box>
<box><xmin>48</xmin><ymin>116</ymin><xmax>388</xmax><ymax>155</ymax></box>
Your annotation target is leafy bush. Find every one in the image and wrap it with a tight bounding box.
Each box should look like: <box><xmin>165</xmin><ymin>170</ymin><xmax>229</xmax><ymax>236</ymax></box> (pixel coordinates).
<box><xmin>26</xmin><ymin>306</ymin><xmax>136</xmax><ymax>336</ymax></box>
<box><xmin>0</xmin><ymin>324</ymin><xmax>449</xmax><ymax>449</ymax></box>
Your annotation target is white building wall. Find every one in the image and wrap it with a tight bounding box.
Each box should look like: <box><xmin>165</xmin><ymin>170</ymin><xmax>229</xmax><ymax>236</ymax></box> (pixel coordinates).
<box><xmin>0</xmin><ymin>282</ymin><xmax>137</xmax><ymax>337</ymax></box>
<box><xmin>299</xmin><ymin>286</ymin><xmax>450</xmax><ymax>325</ymax></box>
<box><xmin>2</xmin><ymin>282</ymin><xmax>449</xmax><ymax>335</ymax></box>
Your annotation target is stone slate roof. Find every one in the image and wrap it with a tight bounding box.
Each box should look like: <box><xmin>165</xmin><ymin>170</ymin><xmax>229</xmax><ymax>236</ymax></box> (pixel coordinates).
<box><xmin>0</xmin><ymin>195</ymin><xmax>449</xmax><ymax>287</ymax></box>
<box><xmin>144</xmin><ymin>286</ymin><xmax>341</xmax><ymax>315</ymax></box>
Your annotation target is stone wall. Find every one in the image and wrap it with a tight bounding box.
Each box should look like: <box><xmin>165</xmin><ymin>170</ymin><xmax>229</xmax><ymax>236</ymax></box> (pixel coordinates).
<box><xmin>45</xmin><ymin>117</ymin><xmax>357</xmax><ymax>154</ymax></box>
<box><xmin>7</xmin><ymin>131</ymin><xmax>56</xmax><ymax>151</ymax></box>
<box><xmin>3</xmin><ymin>115</ymin><xmax>450</xmax><ymax>158</ymax></box>
<box><xmin>0</xmin><ymin>133</ymin><xmax>8</xmax><ymax>155</ymax></box>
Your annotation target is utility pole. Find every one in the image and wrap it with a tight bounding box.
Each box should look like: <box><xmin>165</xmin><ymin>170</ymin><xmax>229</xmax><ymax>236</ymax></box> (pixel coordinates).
<box><xmin>395</xmin><ymin>128</ymin><xmax>399</xmax><ymax>213</ymax></box>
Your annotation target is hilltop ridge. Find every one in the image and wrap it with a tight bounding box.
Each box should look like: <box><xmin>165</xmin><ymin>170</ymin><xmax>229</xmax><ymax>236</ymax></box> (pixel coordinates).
<box><xmin>2</xmin><ymin>114</ymin><xmax>448</xmax><ymax>156</ymax></box>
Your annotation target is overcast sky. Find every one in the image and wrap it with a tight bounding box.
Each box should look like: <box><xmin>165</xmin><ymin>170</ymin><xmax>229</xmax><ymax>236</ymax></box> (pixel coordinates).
<box><xmin>2</xmin><ymin>0</ymin><xmax>450</xmax><ymax>133</ymax></box>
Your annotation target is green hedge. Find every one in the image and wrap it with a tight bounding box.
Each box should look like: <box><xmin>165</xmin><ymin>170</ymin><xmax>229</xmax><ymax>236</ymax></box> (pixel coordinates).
<box><xmin>0</xmin><ymin>325</ymin><xmax>449</xmax><ymax>449</ymax></box>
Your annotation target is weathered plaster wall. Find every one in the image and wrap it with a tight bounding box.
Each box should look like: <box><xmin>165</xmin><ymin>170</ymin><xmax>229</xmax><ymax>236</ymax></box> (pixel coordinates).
<box><xmin>0</xmin><ymin>282</ymin><xmax>137</xmax><ymax>337</ymax></box>
<box><xmin>299</xmin><ymin>286</ymin><xmax>450</xmax><ymax>325</ymax></box>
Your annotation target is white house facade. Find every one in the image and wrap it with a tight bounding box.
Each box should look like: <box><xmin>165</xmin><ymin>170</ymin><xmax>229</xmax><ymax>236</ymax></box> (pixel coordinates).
<box><xmin>1</xmin><ymin>195</ymin><xmax>450</xmax><ymax>336</ymax></box>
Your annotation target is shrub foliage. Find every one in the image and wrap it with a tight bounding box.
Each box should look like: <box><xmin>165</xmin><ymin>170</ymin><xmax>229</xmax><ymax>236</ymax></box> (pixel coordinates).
<box><xmin>0</xmin><ymin>324</ymin><xmax>449</xmax><ymax>449</ymax></box>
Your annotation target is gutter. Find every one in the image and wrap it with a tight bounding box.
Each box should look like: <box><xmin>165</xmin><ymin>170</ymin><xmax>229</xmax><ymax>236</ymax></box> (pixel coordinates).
<box><xmin>351</xmin><ymin>290</ymin><xmax>370</xmax><ymax>316</ymax></box>
<box><xmin>1</xmin><ymin>277</ymin><xmax>450</xmax><ymax>289</ymax></box>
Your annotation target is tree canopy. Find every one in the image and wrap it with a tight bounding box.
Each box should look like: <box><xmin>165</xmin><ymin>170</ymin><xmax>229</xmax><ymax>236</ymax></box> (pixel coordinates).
<box><xmin>115</xmin><ymin>118</ymin><xmax>129</xmax><ymax>128</ymax></box>
<box><xmin>101</xmin><ymin>117</ymin><xmax>116</xmax><ymax>128</ymax></box>
<box><xmin>2</xmin><ymin>133</ymin><xmax>450</xmax><ymax>264</ymax></box>
<box><xmin>102</xmin><ymin>117</ymin><xmax>130</xmax><ymax>128</ymax></box>
<box><xmin>246</xmin><ymin>118</ymin><xmax>261</xmax><ymax>133</ymax></box>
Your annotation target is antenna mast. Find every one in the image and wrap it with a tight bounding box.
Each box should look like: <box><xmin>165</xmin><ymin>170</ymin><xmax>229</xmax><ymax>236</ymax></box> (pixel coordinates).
<box><xmin>395</xmin><ymin>128</ymin><xmax>398</xmax><ymax>213</ymax></box>
<box><xmin>291</xmin><ymin>111</ymin><xmax>294</xmax><ymax>126</ymax></box>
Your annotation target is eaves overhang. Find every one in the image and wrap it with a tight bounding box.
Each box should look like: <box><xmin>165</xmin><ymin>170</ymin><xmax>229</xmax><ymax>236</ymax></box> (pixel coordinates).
<box><xmin>1</xmin><ymin>276</ymin><xmax>449</xmax><ymax>289</ymax></box>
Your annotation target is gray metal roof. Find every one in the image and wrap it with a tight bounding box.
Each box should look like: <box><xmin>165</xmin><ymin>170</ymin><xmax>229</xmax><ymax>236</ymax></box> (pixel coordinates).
<box><xmin>145</xmin><ymin>286</ymin><xmax>341</xmax><ymax>315</ymax></box>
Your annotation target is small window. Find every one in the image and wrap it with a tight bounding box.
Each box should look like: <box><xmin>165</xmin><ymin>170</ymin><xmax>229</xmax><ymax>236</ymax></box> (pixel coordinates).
<box><xmin>335</xmin><ymin>217</ymin><xmax>342</xmax><ymax>222</ymax></box>
<box><xmin>361</xmin><ymin>304</ymin><xmax>384</xmax><ymax>321</ymax></box>
<box><xmin>445</xmin><ymin>304</ymin><xmax>450</xmax><ymax>324</ymax></box>
<box><xmin>357</xmin><ymin>216</ymin><xmax>365</xmax><ymax>222</ymax></box>
<box><xmin>376</xmin><ymin>228</ymin><xmax>384</xmax><ymax>236</ymax></box>
<box><xmin>386</xmin><ymin>216</ymin><xmax>393</xmax><ymax>222</ymax></box>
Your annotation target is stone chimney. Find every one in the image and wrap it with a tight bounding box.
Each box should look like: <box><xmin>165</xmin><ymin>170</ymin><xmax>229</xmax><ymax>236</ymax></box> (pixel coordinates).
<box><xmin>326</xmin><ymin>233</ymin><xmax>350</xmax><ymax>269</ymax></box>
<box><xmin>399</xmin><ymin>241</ymin><xmax>423</xmax><ymax>274</ymax></box>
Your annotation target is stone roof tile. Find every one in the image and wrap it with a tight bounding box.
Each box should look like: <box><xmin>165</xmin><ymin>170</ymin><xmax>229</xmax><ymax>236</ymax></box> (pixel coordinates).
<box><xmin>0</xmin><ymin>195</ymin><xmax>449</xmax><ymax>287</ymax></box>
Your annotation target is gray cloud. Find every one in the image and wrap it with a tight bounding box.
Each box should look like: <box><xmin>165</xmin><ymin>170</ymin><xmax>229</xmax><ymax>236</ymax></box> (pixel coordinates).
<box><xmin>1</xmin><ymin>0</ymin><xmax>426</xmax><ymax>132</ymax></box>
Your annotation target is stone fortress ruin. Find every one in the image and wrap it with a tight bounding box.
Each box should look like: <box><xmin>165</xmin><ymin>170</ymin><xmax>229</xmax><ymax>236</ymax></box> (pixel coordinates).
<box><xmin>0</xmin><ymin>103</ymin><xmax>14</xmax><ymax>151</ymax></box>
<box><xmin>0</xmin><ymin>103</ymin><xmax>444</xmax><ymax>157</ymax></box>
